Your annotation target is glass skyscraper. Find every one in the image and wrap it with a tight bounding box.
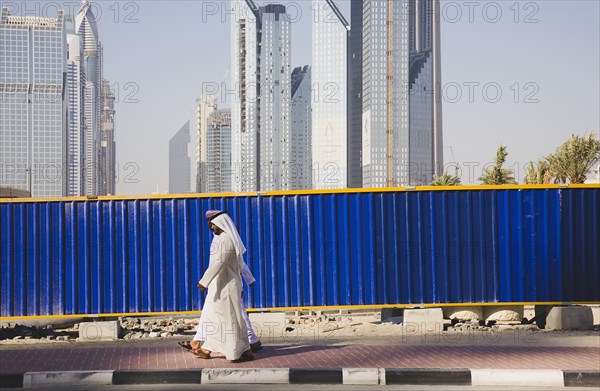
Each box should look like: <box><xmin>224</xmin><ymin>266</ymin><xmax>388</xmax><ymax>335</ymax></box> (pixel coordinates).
<box><xmin>195</xmin><ymin>95</ymin><xmax>233</xmax><ymax>193</ymax></box>
<box><xmin>258</xmin><ymin>4</ymin><xmax>291</xmax><ymax>191</ymax></box>
<box><xmin>231</xmin><ymin>0</ymin><xmax>259</xmax><ymax>192</ymax></box>
<box><xmin>206</xmin><ymin>109</ymin><xmax>232</xmax><ymax>193</ymax></box>
<box><xmin>291</xmin><ymin>65</ymin><xmax>312</xmax><ymax>190</ymax></box>
<box><xmin>75</xmin><ymin>0</ymin><xmax>103</xmax><ymax>195</ymax></box>
<box><xmin>361</xmin><ymin>0</ymin><xmax>443</xmax><ymax>187</ymax></box>
<box><xmin>99</xmin><ymin>79</ymin><xmax>116</xmax><ymax>195</ymax></box>
<box><xmin>312</xmin><ymin>0</ymin><xmax>349</xmax><ymax>190</ymax></box>
<box><xmin>0</xmin><ymin>8</ymin><xmax>68</xmax><ymax>197</ymax></box>
<box><xmin>231</xmin><ymin>1</ymin><xmax>292</xmax><ymax>191</ymax></box>
<box><xmin>66</xmin><ymin>26</ymin><xmax>85</xmax><ymax>196</ymax></box>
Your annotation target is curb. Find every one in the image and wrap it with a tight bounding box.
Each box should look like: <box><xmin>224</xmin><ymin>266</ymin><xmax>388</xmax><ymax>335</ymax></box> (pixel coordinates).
<box><xmin>1</xmin><ymin>368</ymin><xmax>599</xmax><ymax>388</ymax></box>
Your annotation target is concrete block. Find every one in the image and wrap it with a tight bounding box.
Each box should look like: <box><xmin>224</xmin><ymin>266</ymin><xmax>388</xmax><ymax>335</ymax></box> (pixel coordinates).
<box><xmin>471</xmin><ymin>369</ymin><xmax>563</xmax><ymax>387</ymax></box>
<box><xmin>586</xmin><ymin>304</ymin><xmax>600</xmax><ymax>325</ymax></box>
<box><xmin>523</xmin><ymin>305</ymin><xmax>535</xmax><ymax>321</ymax></box>
<box><xmin>484</xmin><ymin>306</ymin><xmax>523</xmax><ymax>322</ymax></box>
<box><xmin>384</xmin><ymin>316</ymin><xmax>403</xmax><ymax>324</ymax></box>
<box><xmin>342</xmin><ymin>368</ymin><xmax>384</xmax><ymax>385</ymax></box>
<box><xmin>381</xmin><ymin>307</ymin><xmax>403</xmax><ymax>322</ymax></box>
<box><xmin>78</xmin><ymin>321</ymin><xmax>121</xmax><ymax>341</ymax></box>
<box><xmin>545</xmin><ymin>306</ymin><xmax>594</xmax><ymax>331</ymax></box>
<box><xmin>202</xmin><ymin>369</ymin><xmax>289</xmax><ymax>384</ymax></box>
<box><xmin>444</xmin><ymin>306</ymin><xmax>483</xmax><ymax>321</ymax></box>
<box><xmin>248</xmin><ymin>312</ymin><xmax>286</xmax><ymax>340</ymax></box>
<box><xmin>23</xmin><ymin>371</ymin><xmax>113</xmax><ymax>387</ymax></box>
<box><xmin>402</xmin><ymin>308</ymin><xmax>444</xmax><ymax>333</ymax></box>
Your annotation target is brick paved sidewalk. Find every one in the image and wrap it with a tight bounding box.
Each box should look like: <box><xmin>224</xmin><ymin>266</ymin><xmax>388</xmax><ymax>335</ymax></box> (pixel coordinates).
<box><xmin>1</xmin><ymin>344</ymin><xmax>598</xmax><ymax>373</ymax></box>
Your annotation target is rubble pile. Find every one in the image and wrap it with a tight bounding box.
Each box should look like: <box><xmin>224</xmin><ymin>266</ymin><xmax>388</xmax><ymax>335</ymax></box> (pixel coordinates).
<box><xmin>119</xmin><ymin>317</ymin><xmax>197</xmax><ymax>339</ymax></box>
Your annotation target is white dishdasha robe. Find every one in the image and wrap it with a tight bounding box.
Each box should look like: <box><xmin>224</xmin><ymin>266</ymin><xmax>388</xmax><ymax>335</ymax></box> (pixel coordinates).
<box><xmin>197</xmin><ymin>232</ymin><xmax>250</xmax><ymax>360</ymax></box>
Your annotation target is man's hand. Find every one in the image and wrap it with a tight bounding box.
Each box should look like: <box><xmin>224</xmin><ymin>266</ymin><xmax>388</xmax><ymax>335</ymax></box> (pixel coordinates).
<box><xmin>197</xmin><ymin>282</ymin><xmax>206</xmax><ymax>291</ymax></box>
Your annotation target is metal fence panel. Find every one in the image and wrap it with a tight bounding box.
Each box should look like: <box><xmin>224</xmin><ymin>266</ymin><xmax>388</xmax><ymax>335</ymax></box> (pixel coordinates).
<box><xmin>1</xmin><ymin>187</ymin><xmax>599</xmax><ymax>318</ymax></box>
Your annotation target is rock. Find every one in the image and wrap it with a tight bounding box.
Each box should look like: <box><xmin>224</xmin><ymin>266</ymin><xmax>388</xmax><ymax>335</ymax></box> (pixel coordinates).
<box><xmin>448</xmin><ymin>310</ymin><xmax>481</xmax><ymax>321</ymax></box>
<box><xmin>160</xmin><ymin>332</ymin><xmax>172</xmax><ymax>338</ymax></box>
<box><xmin>73</xmin><ymin>323</ymin><xmax>79</xmax><ymax>330</ymax></box>
<box><xmin>492</xmin><ymin>325</ymin><xmax>515</xmax><ymax>332</ymax></box>
<box><xmin>149</xmin><ymin>332</ymin><xmax>160</xmax><ymax>338</ymax></box>
<box><xmin>13</xmin><ymin>336</ymin><xmax>23</xmax><ymax>340</ymax></box>
<box><xmin>484</xmin><ymin>306</ymin><xmax>523</xmax><ymax>322</ymax></box>
<box><xmin>486</xmin><ymin>310</ymin><xmax>521</xmax><ymax>322</ymax></box>
<box><xmin>46</xmin><ymin>336</ymin><xmax>55</xmax><ymax>340</ymax></box>
<box><xmin>164</xmin><ymin>325</ymin><xmax>176</xmax><ymax>333</ymax></box>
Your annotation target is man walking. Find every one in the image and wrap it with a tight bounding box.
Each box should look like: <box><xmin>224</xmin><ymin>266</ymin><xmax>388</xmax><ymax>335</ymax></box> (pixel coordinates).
<box><xmin>185</xmin><ymin>210</ymin><xmax>260</xmax><ymax>361</ymax></box>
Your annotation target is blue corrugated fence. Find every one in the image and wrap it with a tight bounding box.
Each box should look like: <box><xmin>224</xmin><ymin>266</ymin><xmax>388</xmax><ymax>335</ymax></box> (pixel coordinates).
<box><xmin>1</xmin><ymin>186</ymin><xmax>599</xmax><ymax>318</ymax></box>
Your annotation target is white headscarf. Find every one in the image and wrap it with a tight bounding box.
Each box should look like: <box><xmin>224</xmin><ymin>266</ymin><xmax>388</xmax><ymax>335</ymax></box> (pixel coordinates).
<box><xmin>211</xmin><ymin>213</ymin><xmax>247</xmax><ymax>257</ymax></box>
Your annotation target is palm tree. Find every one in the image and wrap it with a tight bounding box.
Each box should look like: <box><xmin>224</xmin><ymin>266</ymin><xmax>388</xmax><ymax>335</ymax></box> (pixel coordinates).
<box><xmin>478</xmin><ymin>145</ymin><xmax>517</xmax><ymax>185</ymax></box>
<box><xmin>524</xmin><ymin>160</ymin><xmax>552</xmax><ymax>184</ymax></box>
<box><xmin>546</xmin><ymin>133</ymin><xmax>600</xmax><ymax>184</ymax></box>
<box><xmin>430</xmin><ymin>173</ymin><xmax>461</xmax><ymax>186</ymax></box>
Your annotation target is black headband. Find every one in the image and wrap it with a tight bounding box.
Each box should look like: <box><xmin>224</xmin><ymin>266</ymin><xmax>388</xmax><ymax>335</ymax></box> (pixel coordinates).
<box><xmin>208</xmin><ymin>211</ymin><xmax>227</xmax><ymax>222</ymax></box>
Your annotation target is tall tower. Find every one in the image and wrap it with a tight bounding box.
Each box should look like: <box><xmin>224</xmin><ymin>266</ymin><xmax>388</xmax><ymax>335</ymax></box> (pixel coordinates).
<box><xmin>75</xmin><ymin>0</ymin><xmax>103</xmax><ymax>195</ymax></box>
<box><xmin>206</xmin><ymin>109</ymin><xmax>233</xmax><ymax>193</ymax></box>
<box><xmin>290</xmin><ymin>65</ymin><xmax>312</xmax><ymax>190</ymax></box>
<box><xmin>347</xmin><ymin>0</ymin><xmax>363</xmax><ymax>188</ymax></box>
<box><xmin>361</xmin><ymin>0</ymin><xmax>443</xmax><ymax>187</ymax></box>
<box><xmin>312</xmin><ymin>0</ymin><xmax>349</xmax><ymax>190</ymax></box>
<box><xmin>195</xmin><ymin>94</ymin><xmax>216</xmax><ymax>193</ymax></box>
<box><xmin>231</xmin><ymin>1</ymin><xmax>292</xmax><ymax>191</ymax></box>
<box><xmin>258</xmin><ymin>4</ymin><xmax>291</xmax><ymax>191</ymax></box>
<box><xmin>99</xmin><ymin>79</ymin><xmax>116</xmax><ymax>195</ymax></box>
<box><xmin>231</xmin><ymin>0</ymin><xmax>260</xmax><ymax>192</ymax></box>
<box><xmin>66</xmin><ymin>28</ymin><xmax>86</xmax><ymax>196</ymax></box>
<box><xmin>0</xmin><ymin>8</ymin><xmax>68</xmax><ymax>197</ymax></box>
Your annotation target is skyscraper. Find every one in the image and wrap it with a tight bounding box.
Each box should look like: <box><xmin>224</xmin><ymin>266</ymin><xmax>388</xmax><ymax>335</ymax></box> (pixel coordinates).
<box><xmin>196</xmin><ymin>95</ymin><xmax>233</xmax><ymax>193</ymax></box>
<box><xmin>361</xmin><ymin>0</ymin><xmax>443</xmax><ymax>187</ymax></box>
<box><xmin>231</xmin><ymin>1</ymin><xmax>292</xmax><ymax>191</ymax></box>
<box><xmin>99</xmin><ymin>79</ymin><xmax>116</xmax><ymax>195</ymax></box>
<box><xmin>195</xmin><ymin>95</ymin><xmax>216</xmax><ymax>193</ymax></box>
<box><xmin>347</xmin><ymin>0</ymin><xmax>363</xmax><ymax>188</ymax></box>
<box><xmin>231</xmin><ymin>0</ymin><xmax>259</xmax><ymax>192</ymax></box>
<box><xmin>312</xmin><ymin>0</ymin><xmax>349</xmax><ymax>190</ymax></box>
<box><xmin>75</xmin><ymin>0</ymin><xmax>103</xmax><ymax>195</ymax></box>
<box><xmin>0</xmin><ymin>8</ymin><xmax>68</xmax><ymax>197</ymax></box>
<box><xmin>290</xmin><ymin>65</ymin><xmax>312</xmax><ymax>190</ymax></box>
<box><xmin>205</xmin><ymin>109</ymin><xmax>232</xmax><ymax>193</ymax></box>
<box><xmin>169</xmin><ymin>121</ymin><xmax>191</xmax><ymax>193</ymax></box>
<box><xmin>258</xmin><ymin>4</ymin><xmax>291</xmax><ymax>191</ymax></box>
<box><xmin>66</xmin><ymin>25</ymin><xmax>86</xmax><ymax>196</ymax></box>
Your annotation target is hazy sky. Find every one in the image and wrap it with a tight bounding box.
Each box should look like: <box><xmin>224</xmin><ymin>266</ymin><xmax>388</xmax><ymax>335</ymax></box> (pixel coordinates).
<box><xmin>4</xmin><ymin>0</ymin><xmax>599</xmax><ymax>193</ymax></box>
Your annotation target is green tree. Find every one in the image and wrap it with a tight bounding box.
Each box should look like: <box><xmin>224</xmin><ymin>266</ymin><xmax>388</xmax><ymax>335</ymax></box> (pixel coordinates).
<box><xmin>524</xmin><ymin>160</ymin><xmax>552</xmax><ymax>184</ymax></box>
<box><xmin>546</xmin><ymin>133</ymin><xmax>600</xmax><ymax>184</ymax></box>
<box><xmin>478</xmin><ymin>145</ymin><xmax>516</xmax><ymax>185</ymax></box>
<box><xmin>430</xmin><ymin>173</ymin><xmax>461</xmax><ymax>186</ymax></box>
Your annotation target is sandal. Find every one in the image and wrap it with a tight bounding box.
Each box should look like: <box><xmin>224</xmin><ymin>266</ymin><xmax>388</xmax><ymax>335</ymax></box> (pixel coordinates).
<box><xmin>191</xmin><ymin>348</ymin><xmax>211</xmax><ymax>359</ymax></box>
<box><xmin>177</xmin><ymin>341</ymin><xmax>193</xmax><ymax>351</ymax></box>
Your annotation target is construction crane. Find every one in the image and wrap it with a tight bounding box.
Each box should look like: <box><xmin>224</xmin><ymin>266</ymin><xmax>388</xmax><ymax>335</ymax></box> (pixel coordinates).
<box><xmin>446</xmin><ymin>146</ymin><xmax>459</xmax><ymax>176</ymax></box>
